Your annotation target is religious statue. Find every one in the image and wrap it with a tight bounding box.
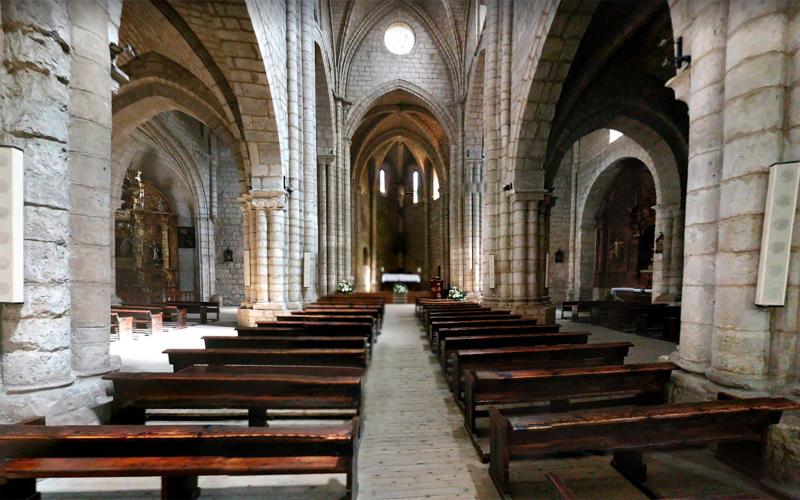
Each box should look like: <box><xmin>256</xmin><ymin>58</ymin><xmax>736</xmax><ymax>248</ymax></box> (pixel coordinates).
<box><xmin>609</xmin><ymin>237</ymin><xmax>625</xmax><ymax>261</ymax></box>
<box><xmin>151</xmin><ymin>242</ymin><xmax>163</xmax><ymax>266</ymax></box>
<box><xmin>118</xmin><ymin>233</ymin><xmax>133</xmax><ymax>258</ymax></box>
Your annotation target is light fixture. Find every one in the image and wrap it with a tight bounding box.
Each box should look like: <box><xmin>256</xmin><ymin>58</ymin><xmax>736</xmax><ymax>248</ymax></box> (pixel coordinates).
<box><xmin>659</xmin><ymin>36</ymin><xmax>690</xmax><ymax>70</ymax></box>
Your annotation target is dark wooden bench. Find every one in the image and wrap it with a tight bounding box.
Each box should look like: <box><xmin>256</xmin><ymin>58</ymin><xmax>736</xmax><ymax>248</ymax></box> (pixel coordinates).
<box><xmin>488</xmin><ymin>397</ymin><xmax>800</xmax><ymax>496</ymax></box>
<box><xmin>560</xmin><ymin>300</ymin><xmax>578</xmax><ymax>319</ymax></box>
<box><xmin>204</xmin><ymin>335</ymin><xmax>367</xmax><ymax>350</ymax></box>
<box><xmin>426</xmin><ymin>313</ymin><xmax>520</xmax><ymax>339</ymax></box>
<box><xmin>274</xmin><ymin>315</ymin><xmax>376</xmax><ymax>333</ymax></box>
<box><xmin>110</xmin><ymin>308</ymin><xmax>163</xmax><ymax>336</ymax></box>
<box><xmin>435</xmin><ymin>324</ymin><xmax>562</xmax><ymax>354</ymax></box>
<box><xmin>447</xmin><ymin>335</ymin><xmax>601</xmax><ymax>399</ymax></box>
<box><xmin>299</xmin><ymin>308</ymin><xmax>383</xmax><ymax>328</ymax></box>
<box><xmin>164</xmin><ymin>348</ymin><xmax>367</xmax><ymax>371</ymax></box>
<box><xmin>109</xmin><ymin>313</ymin><xmax>133</xmax><ymax>342</ymax></box>
<box><xmin>178</xmin><ymin>364</ymin><xmax>366</xmax><ymax>377</ymax></box>
<box><xmin>438</xmin><ymin>332</ymin><xmax>587</xmax><ymax>368</ymax></box>
<box><xmin>422</xmin><ymin>305</ymin><xmax>485</xmax><ymax>324</ymax></box>
<box><xmin>466</xmin><ymin>360</ymin><xmax>672</xmax><ymax>459</ymax></box>
<box><xmin>241</xmin><ymin>322</ymin><xmax>375</xmax><ymax>348</ymax></box>
<box><xmin>0</xmin><ymin>419</ymin><xmax>359</xmax><ymax>499</ymax></box>
<box><xmin>166</xmin><ymin>300</ymin><xmax>220</xmax><ymax>324</ymax></box>
<box><xmin>119</xmin><ymin>304</ymin><xmax>188</xmax><ymax>330</ymax></box>
<box><xmin>429</xmin><ymin>319</ymin><xmax>542</xmax><ymax>347</ymax></box>
<box><xmin>104</xmin><ymin>371</ymin><xmax>362</xmax><ymax>426</ymax></box>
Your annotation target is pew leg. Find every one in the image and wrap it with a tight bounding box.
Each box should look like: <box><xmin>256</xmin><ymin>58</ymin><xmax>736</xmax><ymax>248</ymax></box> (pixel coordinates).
<box><xmin>489</xmin><ymin>416</ymin><xmax>511</xmax><ymax>495</ymax></box>
<box><xmin>200</xmin><ymin>309</ymin><xmax>207</xmax><ymax>324</ymax></box>
<box><xmin>715</xmin><ymin>439</ymin><xmax>764</xmax><ymax>479</ymax></box>
<box><xmin>162</xmin><ymin>475</ymin><xmax>200</xmax><ymax>500</ymax></box>
<box><xmin>611</xmin><ymin>450</ymin><xmax>657</xmax><ymax>498</ymax></box>
<box><xmin>111</xmin><ymin>406</ymin><xmax>147</xmax><ymax>425</ymax></box>
<box><xmin>248</xmin><ymin>407</ymin><xmax>268</xmax><ymax>427</ymax></box>
<box><xmin>0</xmin><ymin>479</ymin><xmax>40</xmax><ymax>500</ymax></box>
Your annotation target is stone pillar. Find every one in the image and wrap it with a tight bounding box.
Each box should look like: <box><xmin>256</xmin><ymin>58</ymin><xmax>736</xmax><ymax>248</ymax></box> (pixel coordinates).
<box><xmin>67</xmin><ymin>0</ymin><xmax>112</xmax><ymax>376</ymax></box>
<box><xmin>239</xmin><ymin>202</ymin><xmax>252</xmax><ymax>304</ymax></box>
<box><xmin>301</xmin><ymin>0</ymin><xmax>317</xmax><ymax>304</ymax></box>
<box><xmin>652</xmin><ymin>205</ymin><xmax>673</xmax><ymax>302</ymax></box>
<box><xmin>510</xmin><ymin>196</ymin><xmax>527</xmax><ymax>304</ymax></box>
<box><xmin>326</xmin><ymin>156</ymin><xmax>336</xmax><ymax>292</ymax></box>
<box><xmin>236</xmin><ymin>191</ymin><xmax>286</xmax><ymax>326</ymax></box>
<box><xmin>0</xmin><ymin>0</ymin><xmax>74</xmax><ymax>392</ymax></box>
<box><xmin>708</xmin><ymin>1</ymin><xmax>789</xmax><ymax>390</ymax></box>
<box><xmin>195</xmin><ymin>215</ymin><xmax>215</xmax><ymax>301</ymax></box>
<box><xmin>317</xmin><ymin>158</ymin><xmax>329</xmax><ymax>295</ymax></box>
<box><xmin>672</xmin><ymin>0</ymin><xmax>728</xmax><ymax>375</ymax></box>
<box><xmin>669</xmin><ymin>207</ymin><xmax>684</xmax><ymax>297</ymax></box>
<box><xmin>344</xmin><ymin>137</ymin><xmax>353</xmax><ymax>281</ymax></box>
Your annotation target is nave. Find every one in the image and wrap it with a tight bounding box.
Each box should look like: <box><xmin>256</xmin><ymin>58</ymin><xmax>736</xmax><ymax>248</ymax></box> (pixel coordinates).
<box><xmin>28</xmin><ymin>304</ymin><xmax>788</xmax><ymax>499</ymax></box>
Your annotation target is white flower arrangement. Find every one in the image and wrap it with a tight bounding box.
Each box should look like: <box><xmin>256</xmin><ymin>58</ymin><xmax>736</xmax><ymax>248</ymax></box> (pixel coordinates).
<box><xmin>448</xmin><ymin>286</ymin><xmax>466</xmax><ymax>301</ymax></box>
<box><xmin>392</xmin><ymin>283</ymin><xmax>408</xmax><ymax>295</ymax></box>
<box><xmin>337</xmin><ymin>280</ymin><xmax>354</xmax><ymax>294</ymax></box>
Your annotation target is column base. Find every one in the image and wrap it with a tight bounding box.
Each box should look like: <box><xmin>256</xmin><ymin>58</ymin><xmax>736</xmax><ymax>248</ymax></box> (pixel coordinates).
<box><xmin>0</xmin><ymin>375</ymin><xmax>111</xmax><ymax>424</ymax></box>
<box><xmin>237</xmin><ymin>304</ymin><xmax>286</xmax><ymax>327</ymax></box>
<box><xmin>509</xmin><ymin>300</ymin><xmax>556</xmax><ymax>325</ymax></box>
<box><xmin>670</xmin><ymin>370</ymin><xmax>799</xmax><ymax>490</ymax></box>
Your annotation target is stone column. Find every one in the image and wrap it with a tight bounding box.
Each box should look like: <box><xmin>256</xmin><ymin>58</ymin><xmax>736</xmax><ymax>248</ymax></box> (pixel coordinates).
<box><xmin>708</xmin><ymin>1</ymin><xmax>789</xmax><ymax>390</ymax></box>
<box><xmin>236</xmin><ymin>191</ymin><xmax>286</xmax><ymax>326</ymax></box>
<box><xmin>301</xmin><ymin>0</ymin><xmax>317</xmax><ymax>304</ymax></box>
<box><xmin>510</xmin><ymin>195</ymin><xmax>528</xmax><ymax>304</ymax></box>
<box><xmin>669</xmin><ymin>207</ymin><xmax>684</xmax><ymax>297</ymax></box>
<box><xmin>195</xmin><ymin>215</ymin><xmax>215</xmax><ymax>301</ymax></box>
<box><xmin>0</xmin><ymin>0</ymin><xmax>74</xmax><ymax>392</ymax></box>
<box><xmin>239</xmin><ymin>201</ymin><xmax>253</xmax><ymax>305</ymax></box>
<box><xmin>652</xmin><ymin>205</ymin><xmax>673</xmax><ymax>302</ymax></box>
<box><xmin>672</xmin><ymin>0</ymin><xmax>728</xmax><ymax>375</ymax></box>
<box><xmin>326</xmin><ymin>156</ymin><xmax>336</xmax><ymax>292</ymax></box>
<box><xmin>67</xmin><ymin>0</ymin><xmax>112</xmax><ymax>376</ymax></box>
<box><xmin>317</xmin><ymin>158</ymin><xmax>328</xmax><ymax>294</ymax></box>
<box><xmin>344</xmin><ymin>137</ymin><xmax>353</xmax><ymax>281</ymax></box>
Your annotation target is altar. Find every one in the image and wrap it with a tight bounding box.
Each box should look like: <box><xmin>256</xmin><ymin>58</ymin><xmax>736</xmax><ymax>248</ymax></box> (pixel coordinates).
<box><xmin>381</xmin><ymin>273</ymin><xmax>421</xmax><ymax>284</ymax></box>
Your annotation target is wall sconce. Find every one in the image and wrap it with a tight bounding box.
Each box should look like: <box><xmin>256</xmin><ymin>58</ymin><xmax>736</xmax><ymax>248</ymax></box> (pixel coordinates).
<box><xmin>654</xmin><ymin>233</ymin><xmax>664</xmax><ymax>254</ymax></box>
<box><xmin>502</xmin><ymin>183</ymin><xmax>513</xmax><ymax>192</ymax></box>
<box><xmin>223</xmin><ymin>247</ymin><xmax>234</xmax><ymax>263</ymax></box>
<box><xmin>660</xmin><ymin>36</ymin><xmax>691</xmax><ymax>70</ymax></box>
<box><xmin>554</xmin><ymin>249</ymin><xmax>565</xmax><ymax>263</ymax></box>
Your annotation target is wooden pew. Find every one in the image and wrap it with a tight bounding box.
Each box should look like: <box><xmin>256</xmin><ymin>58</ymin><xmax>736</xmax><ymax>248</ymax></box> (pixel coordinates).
<box><xmin>435</xmin><ymin>324</ymin><xmax>562</xmax><ymax>354</ymax></box>
<box><xmin>104</xmin><ymin>371</ymin><xmax>362</xmax><ymax>426</ymax></box>
<box><xmin>438</xmin><ymin>332</ymin><xmax>585</xmax><ymax>368</ymax></box>
<box><xmin>119</xmin><ymin>304</ymin><xmax>188</xmax><ymax>330</ymax></box>
<box><xmin>165</xmin><ymin>300</ymin><xmax>220</xmax><ymax>324</ymax></box>
<box><xmin>466</xmin><ymin>361</ymin><xmax>672</xmax><ymax>459</ymax></box>
<box><xmin>422</xmin><ymin>304</ymin><xmax>485</xmax><ymax>324</ymax></box>
<box><xmin>274</xmin><ymin>315</ymin><xmax>376</xmax><ymax>334</ymax></box>
<box><xmin>204</xmin><ymin>335</ymin><xmax>367</xmax><ymax>351</ymax></box>
<box><xmin>111</xmin><ymin>308</ymin><xmax>163</xmax><ymax>336</ymax></box>
<box><xmin>297</xmin><ymin>308</ymin><xmax>383</xmax><ymax>329</ymax></box>
<box><xmin>447</xmin><ymin>335</ymin><xmax>602</xmax><ymax>399</ymax></box>
<box><xmin>487</xmin><ymin>397</ymin><xmax>800</xmax><ymax>496</ymax></box>
<box><xmin>242</xmin><ymin>322</ymin><xmax>375</xmax><ymax>348</ymax></box>
<box><xmin>164</xmin><ymin>347</ymin><xmax>367</xmax><ymax>371</ymax></box>
<box><xmin>427</xmin><ymin>313</ymin><xmax>521</xmax><ymax>341</ymax></box>
<box><xmin>430</xmin><ymin>319</ymin><xmax>542</xmax><ymax>347</ymax></box>
<box><xmin>110</xmin><ymin>313</ymin><xmax>133</xmax><ymax>342</ymax></box>
<box><xmin>178</xmin><ymin>364</ymin><xmax>365</xmax><ymax>377</ymax></box>
<box><xmin>0</xmin><ymin>419</ymin><xmax>359</xmax><ymax>499</ymax></box>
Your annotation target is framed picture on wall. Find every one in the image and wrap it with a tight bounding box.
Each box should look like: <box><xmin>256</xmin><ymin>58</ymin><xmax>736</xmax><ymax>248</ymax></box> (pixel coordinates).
<box><xmin>177</xmin><ymin>227</ymin><xmax>196</xmax><ymax>248</ymax></box>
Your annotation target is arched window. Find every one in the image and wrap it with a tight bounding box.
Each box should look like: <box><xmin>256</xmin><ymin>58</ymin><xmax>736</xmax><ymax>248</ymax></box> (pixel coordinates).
<box><xmin>412</xmin><ymin>171</ymin><xmax>420</xmax><ymax>204</ymax></box>
<box><xmin>379</xmin><ymin>169</ymin><xmax>387</xmax><ymax>194</ymax></box>
<box><xmin>432</xmin><ymin>170</ymin><xmax>440</xmax><ymax>201</ymax></box>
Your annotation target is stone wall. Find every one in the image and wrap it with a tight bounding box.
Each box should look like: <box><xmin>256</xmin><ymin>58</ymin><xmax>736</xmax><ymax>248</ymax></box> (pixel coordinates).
<box><xmin>215</xmin><ymin>151</ymin><xmax>245</xmax><ymax>305</ymax></box>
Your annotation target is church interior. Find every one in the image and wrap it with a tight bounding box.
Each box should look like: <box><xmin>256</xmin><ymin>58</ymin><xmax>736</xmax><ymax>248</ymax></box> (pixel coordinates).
<box><xmin>0</xmin><ymin>0</ymin><xmax>799</xmax><ymax>498</ymax></box>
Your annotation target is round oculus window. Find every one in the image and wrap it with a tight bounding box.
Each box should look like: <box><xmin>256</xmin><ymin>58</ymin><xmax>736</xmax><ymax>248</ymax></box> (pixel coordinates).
<box><xmin>384</xmin><ymin>22</ymin><xmax>415</xmax><ymax>55</ymax></box>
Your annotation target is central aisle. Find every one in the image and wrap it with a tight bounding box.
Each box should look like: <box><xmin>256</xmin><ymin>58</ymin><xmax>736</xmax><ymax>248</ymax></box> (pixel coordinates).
<box><xmin>357</xmin><ymin>304</ymin><xmax>495</xmax><ymax>499</ymax></box>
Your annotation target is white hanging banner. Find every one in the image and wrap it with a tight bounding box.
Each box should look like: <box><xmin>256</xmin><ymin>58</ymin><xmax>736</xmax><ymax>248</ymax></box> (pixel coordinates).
<box><xmin>755</xmin><ymin>161</ymin><xmax>800</xmax><ymax>306</ymax></box>
<box><xmin>0</xmin><ymin>146</ymin><xmax>24</xmax><ymax>303</ymax></box>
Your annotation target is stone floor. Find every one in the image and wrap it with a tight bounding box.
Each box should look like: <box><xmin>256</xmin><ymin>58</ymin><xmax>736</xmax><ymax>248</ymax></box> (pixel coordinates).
<box><xmin>38</xmin><ymin>305</ymin><xmax>782</xmax><ymax>499</ymax></box>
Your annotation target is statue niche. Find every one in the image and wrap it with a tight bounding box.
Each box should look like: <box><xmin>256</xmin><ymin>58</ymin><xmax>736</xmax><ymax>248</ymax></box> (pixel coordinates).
<box><xmin>115</xmin><ymin>169</ymin><xmax>179</xmax><ymax>303</ymax></box>
<box><xmin>593</xmin><ymin>163</ymin><xmax>656</xmax><ymax>294</ymax></box>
